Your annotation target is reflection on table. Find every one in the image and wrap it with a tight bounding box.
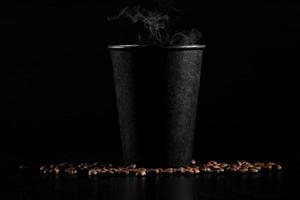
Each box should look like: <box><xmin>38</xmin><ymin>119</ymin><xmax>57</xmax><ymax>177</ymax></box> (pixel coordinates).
<box><xmin>6</xmin><ymin>171</ymin><xmax>299</xmax><ymax>200</ymax></box>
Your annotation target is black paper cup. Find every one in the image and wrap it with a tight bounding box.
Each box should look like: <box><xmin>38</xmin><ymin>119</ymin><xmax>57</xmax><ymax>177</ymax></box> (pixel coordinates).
<box><xmin>109</xmin><ymin>44</ymin><xmax>205</xmax><ymax>167</ymax></box>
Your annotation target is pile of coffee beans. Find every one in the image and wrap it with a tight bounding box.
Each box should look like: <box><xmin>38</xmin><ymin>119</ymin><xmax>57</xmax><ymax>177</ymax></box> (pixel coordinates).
<box><xmin>39</xmin><ymin>160</ymin><xmax>282</xmax><ymax>177</ymax></box>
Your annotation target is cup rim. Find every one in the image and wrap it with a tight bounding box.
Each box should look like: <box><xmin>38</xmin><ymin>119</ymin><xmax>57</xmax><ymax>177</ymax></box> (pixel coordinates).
<box><xmin>108</xmin><ymin>44</ymin><xmax>206</xmax><ymax>50</ymax></box>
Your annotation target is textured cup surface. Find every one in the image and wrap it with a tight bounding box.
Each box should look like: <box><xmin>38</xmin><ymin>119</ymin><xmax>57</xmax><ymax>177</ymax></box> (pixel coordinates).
<box><xmin>109</xmin><ymin>45</ymin><xmax>205</xmax><ymax>167</ymax></box>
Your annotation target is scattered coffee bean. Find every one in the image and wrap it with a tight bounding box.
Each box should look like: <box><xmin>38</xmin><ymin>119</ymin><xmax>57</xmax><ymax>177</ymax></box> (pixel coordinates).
<box><xmin>262</xmin><ymin>165</ymin><xmax>273</xmax><ymax>170</ymax></box>
<box><xmin>249</xmin><ymin>168</ymin><xmax>259</xmax><ymax>173</ymax></box>
<box><xmin>193</xmin><ymin>168</ymin><xmax>200</xmax><ymax>174</ymax></box>
<box><xmin>49</xmin><ymin>168</ymin><xmax>56</xmax><ymax>174</ymax></box>
<box><xmin>99</xmin><ymin>170</ymin><xmax>108</xmax><ymax>175</ymax></box>
<box><xmin>228</xmin><ymin>167</ymin><xmax>238</xmax><ymax>172</ymax></box>
<box><xmin>268</xmin><ymin>165</ymin><xmax>273</xmax><ymax>170</ymax></box>
<box><xmin>267</xmin><ymin>162</ymin><xmax>276</xmax><ymax>166</ymax></box>
<box><xmin>120</xmin><ymin>169</ymin><xmax>130</xmax><ymax>175</ymax></box>
<box><xmin>175</xmin><ymin>167</ymin><xmax>186</xmax><ymax>174</ymax></box>
<box><xmin>208</xmin><ymin>160</ymin><xmax>218</xmax><ymax>165</ymax></box>
<box><xmin>54</xmin><ymin>167</ymin><xmax>60</xmax><ymax>175</ymax></box>
<box><xmin>108</xmin><ymin>169</ymin><xmax>115</xmax><ymax>175</ymax></box>
<box><xmin>163</xmin><ymin>168</ymin><xmax>174</xmax><ymax>174</ymax></box>
<box><xmin>237</xmin><ymin>161</ymin><xmax>243</xmax><ymax>166</ymax></box>
<box><xmin>147</xmin><ymin>168</ymin><xmax>160</xmax><ymax>175</ymax></box>
<box><xmin>136</xmin><ymin>169</ymin><xmax>147</xmax><ymax>176</ymax></box>
<box><xmin>255</xmin><ymin>166</ymin><xmax>262</xmax><ymax>170</ymax></box>
<box><xmin>126</xmin><ymin>164</ymin><xmax>137</xmax><ymax>169</ymax></box>
<box><xmin>66</xmin><ymin>168</ymin><xmax>78</xmax><ymax>175</ymax></box>
<box><xmin>39</xmin><ymin>160</ymin><xmax>282</xmax><ymax>176</ymax></box>
<box><xmin>40</xmin><ymin>165</ymin><xmax>48</xmax><ymax>171</ymax></box>
<box><xmin>210</xmin><ymin>165</ymin><xmax>221</xmax><ymax>170</ymax></box>
<box><xmin>254</xmin><ymin>162</ymin><xmax>263</xmax><ymax>167</ymax></box>
<box><xmin>220</xmin><ymin>163</ymin><xmax>228</xmax><ymax>168</ymax></box>
<box><xmin>191</xmin><ymin>159</ymin><xmax>196</xmax><ymax>165</ymax></box>
<box><xmin>275</xmin><ymin>164</ymin><xmax>282</xmax><ymax>170</ymax></box>
<box><xmin>202</xmin><ymin>167</ymin><xmax>212</xmax><ymax>173</ymax></box>
<box><xmin>88</xmin><ymin>169</ymin><xmax>97</xmax><ymax>176</ymax></box>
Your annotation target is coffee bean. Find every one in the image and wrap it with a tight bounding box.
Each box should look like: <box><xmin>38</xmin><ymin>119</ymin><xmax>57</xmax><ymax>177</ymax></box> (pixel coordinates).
<box><xmin>220</xmin><ymin>163</ymin><xmax>228</xmax><ymax>168</ymax></box>
<box><xmin>114</xmin><ymin>168</ymin><xmax>122</xmax><ymax>174</ymax></box>
<box><xmin>255</xmin><ymin>166</ymin><xmax>262</xmax><ymax>170</ymax></box>
<box><xmin>88</xmin><ymin>169</ymin><xmax>97</xmax><ymax>176</ymax></box>
<box><xmin>241</xmin><ymin>161</ymin><xmax>250</xmax><ymax>166</ymax></box>
<box><xmin>157</xmin><ymin>168</ymin><xmax>163</xmax><ymax>172</ymax></box>
<box><xmin>249</xmin><ymin>168</ymin><xmax>259</xmax><ymax>173</ymax></box>
<box><xmin>108</xmin><ymin>169</ymin><xmax>115</xmax><ymax>175</ymax></box>
<box><xmin>66</xmin><ymin>168</ymin><xmax>78</xmax><ymax>175</ymax></box>
<box><xmin>210</xmin><ymin>165</ymin><xmax>221</xmax><ymax>170</ymax></box>
<box><xmin>19</xmin><ymin>165</ymin><xmax>25</xmax><ymax>170</ymax></box>
<box><xmin>187</xmin><ymin>168</ymin><xmax>195</xmax><ymax>175</ymax></box>
<box><xmin>154</xmin><ymin>169</ymin><xmax>161</xmax><ymax>174</ymax></box>
<box><xmin>110</xmin><ymin>168</ymin><xmax>118</xmax><ymax>173</ymax></box>
<box><xmin>49</xmin><ymin>168</ymin><xmax>56</xmax><ymax>174</ymax></box>
<box><xmin>267</xmin><ymin>162</ymin><xmax>276</xmax><ymax>166</ymax></box>
<box><xmin>125</xmin><ymin>168</ymin><xmax>133</xmax><ymax>174</ymax></box>
<box><xmin>162</xmin><ymin>168</ymin><xmax>174</xmax><ymax>174</ymax></box>
<box><xmin>232</xmin><ymin>164</ymin><xmax>240</xmax><ymax>169</ymax></box>
<box><xmin>237</xmin><ymin>161</ymin><xmax>243</xmax><ymax>166</ymax></box>
<box><xmin>113</xmin><ymin>169</ymin><xmax>121</xmax><ymax>175</ymax></box>
<box><xmin>228</xmin><ymin>167</ymin><xmax>238</xmax><ymax>172</ymax></box>
<box><xmin>78</xmin><ymin>163</ymin><xmax>85</xmax><ymax>168</ymax></box>
<box><xmin>218</xmin><ymin>168</ymin><xmax>225</xmax><ymax>172</ymax></box>
<box><xmin>208</xmin><ymin>160</ymin><xmax>218</xmax><ymax>165</ymax></box>
<box><xmin>147</xmin><ymin>168</ymin><xmax>160</xmax><ymax>175</ymax></box>
<box><xmin>268</xmin><ymin>166</ymin><xmax>273</xmax><ymax>170</ymax></box>
<box><xmin>82</xmin><ymin>163</ymin><xmax>89</xmax><ymax>169</ymax></box>
<box><xmin>136</xmin><ymin>169</ymin><xmax>146</xmax><ymax>176</ymax></box>
<box><xmin>202</xmin><ymin>167</ymin><xmax>212</xmax><ymax>172</ymax></box>
<box><xmin>99</xmin><ymin>169</ymin><xmax>108</xmax><ymax>175</ymax></box>
<box><xmin>193</xmin><ymin>168</ymin><xmax>200</xmax><ymax>174</ymax></box>
<box><xmin>264</xmin><ymin>165</ymin><xmax>273</xmax><ymax>170</ymax></box>
<box><xmin>191</xmin><ymin>159</ymin><xmax>196</xmax><ymax>165</ymax></box>
<box><xmin>120</xmin><ymin>169</ymin><xmax>130</xmax><ymax>175</ymax></box>
<box><xmin>126</xmin><ymin>164</ymin><xmax>137</xmax><ymax>169</ymax></box>
<box><xmin>40</xmin><ymin>165</ymin><xmax>48</xmax><ymax>171</ymax></box>
<box><xmin>254</xmin><ymin>162</ymin><xmax>264</xmax><ymax>167</ymax></box>
<box><xmin>224</xmin><ymin>165</ymin><xmax>231</xmax><ymax>171</ymax></box>
<box><xmin>275</xmin><ymin>164</ymin><xmax>282</xmax><ymax>170</ymax></box>
<box><xmin>175</xmin><ymin>167</ymin><xmax>186</xmax><ymax>174</ymax></box>
<box><xmin>54</xmin><ymin>167</ymin><xmax>60</xmax><ymax>175</ymax></box>
<box><xmin>43</xmin><ymin>169</ymin><xmax>49</xmax><ymax>174</ymax></box>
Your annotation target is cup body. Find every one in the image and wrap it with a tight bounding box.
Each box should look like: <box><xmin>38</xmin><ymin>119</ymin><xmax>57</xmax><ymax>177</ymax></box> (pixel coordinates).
<box><xmin>109</xmin><ymin>45</ymin><xmax>205</xmax><ymax>167</ymax></box>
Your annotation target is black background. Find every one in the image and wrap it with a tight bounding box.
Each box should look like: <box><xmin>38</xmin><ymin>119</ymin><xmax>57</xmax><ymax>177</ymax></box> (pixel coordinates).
<box><xmin>1</xmin><ymin>1</ymin><xmax>299</xmax><ymax>168</ymax></box>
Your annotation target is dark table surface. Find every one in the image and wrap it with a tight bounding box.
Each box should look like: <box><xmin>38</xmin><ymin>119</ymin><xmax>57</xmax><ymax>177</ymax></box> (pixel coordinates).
<box><xmin>2</xmin><ymin>165</ymin><xmax>300</xmax><ymax>200</ymax></box>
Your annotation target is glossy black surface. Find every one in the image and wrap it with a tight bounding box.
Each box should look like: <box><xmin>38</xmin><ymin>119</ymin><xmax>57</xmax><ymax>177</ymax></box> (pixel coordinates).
<box><xmin>2</xmin><ymin>167</ymin><xmax>300</xmax><ymax>200</ymax></box>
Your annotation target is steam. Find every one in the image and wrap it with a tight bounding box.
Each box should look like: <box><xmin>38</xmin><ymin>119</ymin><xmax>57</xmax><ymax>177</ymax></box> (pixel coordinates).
<box><xmin>170</xmin><ymin>28</ymin><xmax>201</xmax><ymax>45</ymax></box>
<box><xmin>107</xmin><ymin>6</ymin><xmax>202</xmax><ymax>46</ymax></box>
